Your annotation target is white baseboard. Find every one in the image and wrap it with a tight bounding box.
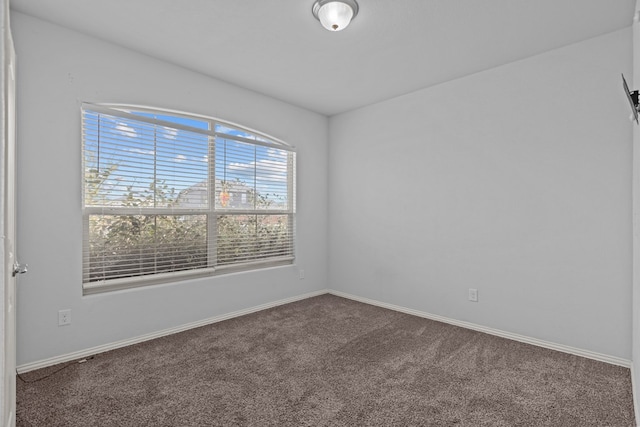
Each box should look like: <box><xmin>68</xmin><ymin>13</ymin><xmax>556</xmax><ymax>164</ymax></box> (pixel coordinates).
<box><xmin>328</xmin><ymin>289</ymin><xmax>632</xmax><ymax>368</ymax></box>
<box><xmin>19</xmin><ymin>288</ymin><xmax>631</xmax><ymax>373</ymax></box>
<box><xmin>17</xmin><ymin>289</ymin><xmax>328</xmax><ymax>374</ymax></box>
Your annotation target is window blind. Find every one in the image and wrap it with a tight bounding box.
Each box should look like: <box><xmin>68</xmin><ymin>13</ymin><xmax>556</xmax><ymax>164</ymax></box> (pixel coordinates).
<box><xmin>82</xmin><ymin>103</ymin><xmax>295</xmax><ymax>294</ymax></box>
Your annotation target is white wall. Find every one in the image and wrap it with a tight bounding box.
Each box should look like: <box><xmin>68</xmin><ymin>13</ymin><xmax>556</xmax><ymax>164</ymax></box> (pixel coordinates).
<box><xmin>12</xmin><ymin>12</ymin><xmax>329</xmax><ymax>366</ymax></box>
<box><xmin>329</xmin><ymin>28</ymin><xmax>633</xmax><ymax>359</ymax></box>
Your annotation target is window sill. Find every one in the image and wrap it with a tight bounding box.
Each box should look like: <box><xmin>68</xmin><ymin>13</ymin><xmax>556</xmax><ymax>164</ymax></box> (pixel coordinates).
<box><xmin>82</xmin><ymin>257</ymin><xmax>294</xmax><ymax>295</ymax></box>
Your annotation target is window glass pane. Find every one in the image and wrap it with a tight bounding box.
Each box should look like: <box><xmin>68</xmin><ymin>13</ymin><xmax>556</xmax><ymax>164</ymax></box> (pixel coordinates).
<box><xmin>215</xmin><ymin>138</ymin><xmax>253</xmax><ymax>209</ymax></box>
<box><xmin>154</xmin><ymin>132</ymin><xmax>210</xmax><ymax>208</ymax></box>
<box><xmin>84</xmin><ymin>112</ymin><xmax>210</xmax><ymax>209</ymax></box>
<box><xmin>215</xmin><ymin>138</ymin><xmax>290</xmax><ymax>211</ymax></box>
<box><xmin>87</xmin><ymin>214</ymin><xmax>207</xmax><ymax>282</ymax></box>
<box><xmin>255</xmin><ymin>145</ymin><xmax>289</xmax><ymax>210</ymax></box>
<box><xmin>216</xmin><ymin>214</ymin><xmax>293</xmax><ymax>265</ymax></box>
<box><xmin>84</xmin><ymin>114</ymin><xmax>155</xmax><ymax>207</ymax></box>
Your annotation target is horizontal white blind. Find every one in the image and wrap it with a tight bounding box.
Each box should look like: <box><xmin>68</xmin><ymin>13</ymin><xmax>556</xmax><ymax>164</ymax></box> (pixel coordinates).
<box><xmin>82</xmin><ymin>104</ymin><xmax>295</xmax><ymax>290</ymax></box>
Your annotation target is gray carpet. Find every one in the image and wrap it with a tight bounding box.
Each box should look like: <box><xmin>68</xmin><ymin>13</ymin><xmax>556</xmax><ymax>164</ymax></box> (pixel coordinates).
<box><xmin>16</xmin><ymin>294</ymin><xmax>636</xmax><ymax>426</ymax></box>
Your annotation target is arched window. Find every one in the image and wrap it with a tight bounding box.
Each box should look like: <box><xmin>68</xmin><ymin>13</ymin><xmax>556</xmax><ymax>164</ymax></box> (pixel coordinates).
<box><xmin>82</xmin><ymin>103</ymin><xmax>295</xmax><ymax>294</ymax></box>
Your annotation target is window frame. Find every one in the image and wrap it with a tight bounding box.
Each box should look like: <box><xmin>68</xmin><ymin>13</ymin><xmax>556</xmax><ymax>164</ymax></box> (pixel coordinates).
<box><xmin>81</xmin><ymin>103</ymin><xmax>296</xmax><ymax>295</ymax></box>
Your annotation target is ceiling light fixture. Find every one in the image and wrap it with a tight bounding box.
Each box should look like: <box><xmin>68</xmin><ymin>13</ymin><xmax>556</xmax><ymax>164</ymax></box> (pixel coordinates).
<box><xmin>312</xmin><ymin>0</ymin><xmax>359</xmax><ymax>32</ymax></box>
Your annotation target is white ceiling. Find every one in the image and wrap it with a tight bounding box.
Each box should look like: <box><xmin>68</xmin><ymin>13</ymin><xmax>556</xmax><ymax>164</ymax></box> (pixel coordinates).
<box><xmin>9</xmin><ymin>0</ymin><xmax>636</xmax><ymax>116</ymax></box>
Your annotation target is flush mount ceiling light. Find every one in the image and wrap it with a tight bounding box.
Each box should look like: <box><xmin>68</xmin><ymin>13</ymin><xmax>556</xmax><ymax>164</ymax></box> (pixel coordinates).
<box><xmin>312</xmin><ymin>0</ymin><xmax>359</xmax><ymax>32</ymax></box>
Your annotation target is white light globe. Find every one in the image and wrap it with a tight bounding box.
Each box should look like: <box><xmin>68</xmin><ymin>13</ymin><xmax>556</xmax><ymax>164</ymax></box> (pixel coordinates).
<box><xmin>317</xmin><ymin>1</ymin><xmax>354</xmax><ymax>31</ymax></box>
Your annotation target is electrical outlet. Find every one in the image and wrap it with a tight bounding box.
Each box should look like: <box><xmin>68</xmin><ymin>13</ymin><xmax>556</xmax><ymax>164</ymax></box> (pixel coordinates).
<box><xmin>468</xmin><ymin>288</ymin><xmax>478</xmax><ymax>302</ymax></box>
<box><xmin>299</xmin><ymin>269</ymin><xmax>305</xmax><ymax>280</ymax></box>
<box><xmin>58</xmin><ymin>309</ymin><xmax>71</xmax><ymax>326</ymax></box>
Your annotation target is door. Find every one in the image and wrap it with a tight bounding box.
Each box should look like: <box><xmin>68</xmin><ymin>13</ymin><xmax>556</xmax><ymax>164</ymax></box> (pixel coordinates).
<box><xmin>1</xmin><ymin>3</ymin><xmax>17</xmax><ymax>425</ymax></box>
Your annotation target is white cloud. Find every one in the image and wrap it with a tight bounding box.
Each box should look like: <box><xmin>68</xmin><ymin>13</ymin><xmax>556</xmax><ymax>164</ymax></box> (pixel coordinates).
<box><xmin>266</xmin><ymin>148</ymin><xmax>287</xmax><ymax>159</ymax></box>
<box><xmin>227</xmin><ymin>158</ymin><xmax>287</xmax><ymax>183</ymax></box>
<box><xmin>127</xmin><ymin>148</ymin><xmax>155</xmax><ymax>156</ymax></box>
<box><xmin>162</xmin><ymin>127</ymin><xmax>178</xmax><ymax>140</ymax></box>
<box><xmin>174</xmin><ymin>154</ymin><xmax>187</xmax><ymax>163</ymax></box>
<box><xmin>115</xmin><ymin>122</ymin><xmax>138</xmax><ymax>138</ymax></box>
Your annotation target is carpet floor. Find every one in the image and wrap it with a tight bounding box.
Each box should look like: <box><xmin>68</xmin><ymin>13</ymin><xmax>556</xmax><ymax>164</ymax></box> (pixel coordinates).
<box><xmin>16</xmin><ymin>294</ymin><xmax>636</xmax><ymax>426</ymax></box>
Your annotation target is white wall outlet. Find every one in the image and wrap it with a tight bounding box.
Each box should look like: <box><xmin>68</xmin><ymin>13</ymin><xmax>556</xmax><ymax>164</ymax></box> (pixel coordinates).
<box><xmin>299</xmin><ymin>269</ymin><xmax>305</xmax><ymax>280</ymax></box>
<box><xmin>58</xmin><ymin>309</ymin><xmax>71</xmax><ymax>326</ymax></box>
<box><xmin>468</xmin><ymin>288</ymin><xmax>478</xmax><ymax>302</ymax></box>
